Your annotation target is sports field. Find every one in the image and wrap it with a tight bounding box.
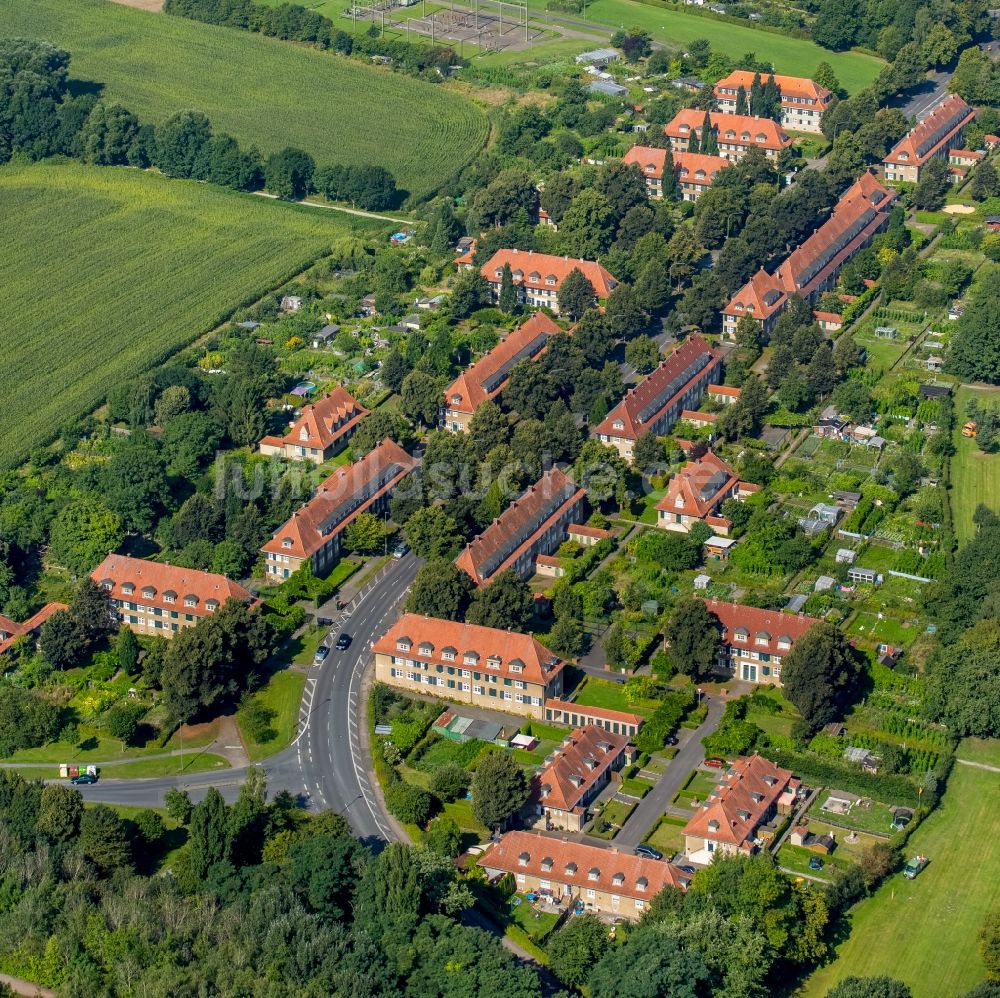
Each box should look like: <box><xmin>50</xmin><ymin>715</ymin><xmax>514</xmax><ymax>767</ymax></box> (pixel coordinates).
<box><xmin>803</xmin><ymin>761</ymin><xmax>1000</xmax><ymax>998</ymax></box>
<box><xmin>2</xmin><ymin>0</ymin><xmax>489</xmax><ymax>200</ymax></box>
<box><xmin>0</xmin><ymin>161</ymin><xmax>381</xmax><ymax>470</ymax></box>
<box><xmin>952</xmin><ymin>387</ymin><xmax>1000</xmax><ymax>544</ymax></box>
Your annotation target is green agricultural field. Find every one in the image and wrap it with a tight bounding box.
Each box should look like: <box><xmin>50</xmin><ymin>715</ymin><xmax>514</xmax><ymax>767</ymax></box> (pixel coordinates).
<box><xmin>951</xmin><ymin>387</ymin><xmax>1000</xmax><ymax>544</ymax></box>
<box><xmin>803</xmin><ymin>763</ymin><xmax>1000</xmax><ymax>998</ymax></box>
<box><xmin>0</xmin><ymin>161</ymin><xmax>381</xmax><ymax>469</ymax></box>
<box><xmin>2</xmin><ymin>0</ymin><xmax>488</xmax><ymax>199</ymax></box>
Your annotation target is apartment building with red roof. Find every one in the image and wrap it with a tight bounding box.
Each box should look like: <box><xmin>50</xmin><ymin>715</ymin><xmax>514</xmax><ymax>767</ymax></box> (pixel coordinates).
<box><xmin>92</xmin><ymin>555</ymin><xmax>253</xmax><ymax>638</ymax></box>
<box><xmin>682</xmin><ymin>755</ymin><xmax>795</xmax><ymax>862</ymax></box>
<box><xmin>455</xmin><ymin>467</ymin><xmax>587</xmax><ymax>585</ymax></box>
<box><xmin>714</xmin><ymin>71</ymin><xmax>833</xmax><ymax>133</ymax></box>
<box><xmin>0</xmin><ymin>603</ymin><xmax>68</xmax><ymax>655</ymax></box>
<box><xmin>372</xmin><ymin>613</ymin><xmax>566</xmax><ymax>718</ymax></box>
<box><xmin>258</xmin><ymin>387</ymin><xmax>368</xmax><ymax>464</ymax></box>
<box><xmin>262</xmin><ymin>439</ymin><xmax>416</xmax><ymax>581</ymax></box>
<box><xmin>703</xmin><ymin>598</ymin><xmax>819</xmax><ymax>684</ymax></box>
<box><xmin>443</xmin><ymin>313</ymin><xmax>560</xmax><ymax>432</ymax></box>
<box><xmin>622</xmin><ymin>146</ymin><xmax>729</xmax><ymax>201</ymax></box>
<box><xmin>655</xmin><ymin>451</ymin><xmax>758</xmax><ymax>535</ymax></box>
<box><xmin>544</xmin><ymin>699</ymin><xmax>644</xmax><ymax>738</ymax></box>
<box><xmin>883</xmin><ymin>94</ymin><xmax>975</xmax><ymax>183</ymax></box>
<box><xmin>479</xmin><ymin>249</ymin><xmax>619</xmax><ymax>315</ymax></box>
<box><xmin>664</xmin><ymin>109</ymin><xmax>792</xmax><ymax>162</ymax></box>
<box><xmin>528</xmin><ymin>725</ymin><xmax>633</xmax><ymax>831</ymax></box>
<box><xmin>479</xmin><ymin>831</ymin><xmax>690</xmax><ymax>918</ymax></box>
<box><xmin>593</xmin><ymin>335</ymin><xmax>721</xmax><ymax>460</ymax></box>
<box><xmin>707</xmin><ymin>384</ymin><xmax>741</xmax><ymax>405</ymax></box>
<box><xmin>722</xmin><ymin>172</ymin><xmax>895</xmax><ymax>338</ymax></box>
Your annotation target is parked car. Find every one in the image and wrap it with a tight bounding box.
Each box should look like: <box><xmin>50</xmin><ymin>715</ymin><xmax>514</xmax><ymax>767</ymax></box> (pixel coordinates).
<box><xmin>314</xmin><ymin>645</ymin><xmax>330</xmax><ymax>664</ymax></box>
<box><xmin>808</xmin><ymin>857</ymin><xmax>824</xmax><ymax>871</ymax></box>
<box><xmin>335</xmin><ymin>633</ymin><xmax>352</xmax><ymax>650</ymax></box>
<box><xmin>317</xmin><ymin>616</ymin><xmax>333</xmax><ymax>627</ymax></box>
<box><xmin>903</xmin><ymin>855</ymin><xmax>928</xmax><ymax>880</ymax></box>
<box><xmin>634</xmin><ymin>844</ymin><xmax>663</xmax><ymax>861</ymax></box>
<box><xmin>70</xmin><ymin>774</ymin><xmax>97</xmax><ymax>785</ymax></box>
<box><xmin>665</xmin><ymin>735</ymin><xmax>679</xmax><ymax>746</ymax></box>
<box><xmin>393</xmin><ymin>542</ymin><xmax>409</xmax><ymax>559</ymax></box>
<box><xmin>677</xmin><ymin>865</ymin><xmax>697</xmax><ymax>875</ymax></box>
<box><xmin>704</xmin><ymin>757</ymin><xmax>726</xmax><ymax>768</ymax></box>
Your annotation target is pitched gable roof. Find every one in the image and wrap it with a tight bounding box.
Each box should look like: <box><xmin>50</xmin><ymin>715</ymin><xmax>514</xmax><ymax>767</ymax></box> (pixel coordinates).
<box><xmin>673</xmin><ymin>150</ymin><xmax>730</xmax><ymax>186</ymax></box>
<box><xmin>656</xmin><ymin>450</ymin><xmax>737</xmax><ymax>518</ymax></box>
<box><xmin>480</xmin><ymin>249</ymin><xmax>619</xmax><ymax>298</ymax></box>
<box><xmin>594</xmin><ymin>334</ymin><xmax>720</xmax><ymax>442</ymax></box>
<box><xmin>713</xmin><ymin>70</ymin><xmax>832</xmax><ymax>105</ymax></box>
<box><xmin>883</xmin><ymin>94</ymin><xmax>975</xmax><ymax>167</ymax></box>
<box><xmin>91</xmin><ymin>556</ymin><xmax>252</xmax><ymax>612</ymax></box>
<box><xmin>722</xmin><ymin>268</ymin><xmax>787</xmax><ymax>319</ymax></box>
<box><xmin>623</xmin><ymin>144</ymin><xmax>668</xmax><ymax>179</ymax></box>
<box><xmin>533</xmin><ymin>725</ymin><xmax>631</xmax><ymax>812</ymax></box>
<box><xmin>259</xmin><ymin>386</ymin><xmax>368</xmax><ymax>453</ymax></box>
<box><xmin>0</xmin><ymin>603</ymin><xmax>69</xmax><ymax>655</ymax></box>
<box><xmin>372</xmin><ymin>613</ymin><xmax>564</xmax><ymax>686</ymax></box>
<box><xmin>664</xmin><ymin>109</ymin><xmax>791</xmax><ymax>151</ymax></box>
<box><xmin>444</xmin><ymin>313</ymin><xmax>560</xmax><ymax>415</ymax></box>
<box><xmin>704</xmin><ymin>598</ymin><xmax>818</xmax><ymax>653</ymax></box>
<box><xmin>262</xmin><ymin>439</ymin><xmax>416</xmax><ymax>560</ymax></box>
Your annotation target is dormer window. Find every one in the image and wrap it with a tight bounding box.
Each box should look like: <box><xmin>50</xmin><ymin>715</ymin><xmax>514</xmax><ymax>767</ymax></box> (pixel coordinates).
<box><xmin>494</xmin><ymin>269</ymin><xmax>503</xmax><ymax>279</ymax></box>
<box><xmin>777</xmin><ymin>636</ymin><xmax>791</xmax><ymax>650</ymax></box>
<box><xmin>545</xmin><ymin>275</ymin><xmax>557</xmax><ymax>286</ymax></box>
<box><xmin>121</xmin><ymin>583</ymin><xmax>134</xmax><ymax>595</ymax></box>
<box><xmin>512</xmin><ymin>270</ymin><xmax>523</xmax><ymax>280</ymax></box>
<box><xmin>613</xmin><ymin>419</ymin><xmax>624</xmax><ymax>431</ymax></box>
<box><xmin>206</xmin><ymin>599</ymin><xmax>219</xmax><ymax>612</ymax></box>
<box><xmin>518</xmin><ymin>852</ymin><xmax>530</xmax><ymax>867</ymax></box>
<box><xmin>451</xmin><ymin>394</ymin><xmax>462</xmax><ymax>405</ymax></box>
<box><xmin>442</xmin><ymin>647</ymin><xmax>456</xmax><ymax>661</ymax></box>
<box><xmin>737</xmin><ymin>809</ymin><xmax>751</xmax><ymax>821</ymax></box>
<box><xmin>756</xmin><ymin>133</ymin><xmax>766</xmax><ymax>142</ymax></box>
<box><xmin>509</xmin><ymin>660</ymin><xmax>523</xmax><ymax>674</ymax></box>
<box><xmin>184</xmin><ymin>595</ymin><xmax>197</xmax><ymax>608</ymax></box>
<box><xmin>299</xmin><ymin>427</ymin><xmax>309</xmax><ymax>441</ymax></box>
<box><xmin>588</xmin><ymin>868</ymin><xmax>600</xmax><ymax>882</ymax></box>
<box><xmin>101</xmin><ymin>581</ymin><xmax>114</xmax><ymax>592</ymax></box>
<box><xmin>898</xmin><ymin>152</ymin><xmax>908</xmax><ymax>161</ymax></box>
<box><xmin>695</xmin><ymin>169</ymin><xmax>705</xmax><ymax>179</ymax></box>
<box><xmin>612</xmin><ymin>872</ymin><xmax>625</xmax><ymax>886</ymax></box>
<box><xmin>763</xmin><ymin>775</ymin><xmax>777</xmax><ymax>786</ymax></box>
<box><xmin>529</xmin><ymin>271</ymin><xmax>540</xmax><ymax>282</ymax></box>
<box><xmin>142</xmin><ymin>587</ymin><xmax>155</xmax><ymax>599</ymax></box>
<box><xmin>734</xmin><ymin>627</ymin><xmax>749</xmax><ymax>643</ymax></box>
<box><xmin>637</xmin><ymin>876</ymin><xmax>648</xmax><ymax>891</ymax></box>
<box><xmin>163</xmin><ymin>591</ymin><xmax>176</xmax><ymax>605</ymax></box>
<box><xmin>565</xmin><ymin>862</ymin><xmax>578</xmax><ymax>875</ymax></box>
<box><xmin>679</xmin><ymin>123</ymin><xmax>690</xmax><ymax>133</ymax></box>
<box><xmin>418</xmin><ymin>641</ymin><xmax>434</xmax><ymax>656</ymax></box>
<box><xmin>645</xmin><ymin>164</ymin><xmax>654</xmax><ymax>172</ymax></box>
<box><xmin>464</xmin><ymin>651</ymin><xmax>479</xmax><ymax>666</ymax></box>
<box><xmin>282</xmin><ymin>538</ymin><xmax>293</xmax><ymax>549</ymax></box>
<box><xmin>708</xmin><ymin>819</ymin><xmax>720</xmax><ymax>831</ymax></box>
<box><xmin>541</xmin><ymin>857</ymin><xmax>554</xmax><ymax>872</ymax></box>
<box><xmin>755</xmin><ymin>631</ymin><xmax>770</xmax><ymax>647</ymax></box>
<box><xmin>486</xmin><ymin>654</ymin><xmax>501</xmax><ymax>669</ymax></box>
<box><xmin>397</xmin><ymin>638</ymin><xmax>412</xmax><ymax>652</ymax></box>
<box><xmin>751</xmin><ymin>792</ymin><xmax>764</xmax><ymax>804</ymax></box>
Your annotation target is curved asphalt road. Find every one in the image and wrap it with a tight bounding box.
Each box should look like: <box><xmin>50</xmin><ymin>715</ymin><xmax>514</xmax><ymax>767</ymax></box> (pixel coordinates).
<box><xmin>78</xmin><ymin>555</ymin><xmax>421</xmax><ymax>843</ymax></box>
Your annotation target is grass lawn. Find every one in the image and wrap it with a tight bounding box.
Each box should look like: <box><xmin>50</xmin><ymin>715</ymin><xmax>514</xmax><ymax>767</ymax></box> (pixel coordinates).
<box><xmin>807</xmin><ymin>795</ymin><xmax>896</xmax><ymax>836</ymax></box>
<box><xmin>846</xmin><ymin>612</ymin><xmax>921</xmax><ymax>649</ymax></box>
<box><xmin>589</xmin><ymin>798</ymin><xmax>636</xmax><ymax>838</ymax></box>
<box><xmin>441</xmin><ymin>798</ymin><xmax>489</xmax><ymax>843</ymax></box>
<box><xmin>103</xmin><ymin>753</ymin><xmax>231</xmax><ymax>778</ymax></box>
<box><xmin>957</xmin><ymin>737</ymin><xmax>1000</xmax><ymax>768</ymax></box>
<box><xmin>0</xmin><ymin>160</ymin><xmax>380</xmax><ymax>469</ymax></box>
<box><xmin>951</xmin><ymin>387</ymin><xmax>1000</xmax><ymax>545</ymax></box>
<box><xmin>509</xmin><ymin>896</ymin><xmax>561</xmax><ymax>944</ymax></box>
<box><xmin>803</xmin><ymin>763</ymin><xmax>1000</xmax><ymax>997</ymax></box>
<box><xmin>2</xmin><ymin>0</ymin><xmax>488</xmax><ymax>201</ymax></box>
<box><xmin>573</xmin><ymin>676</ymin><xmax>656</xmax><ymax>716</ymax></box>
<box><xmin>620</xmin><ymin>776</ymin><xmax>654</xmax><ymax>798</ymax></box>
<box><xmin>237</xmin><ymin>668</ymin><xmax>307</xmax><ymax>761</ymax></box>
<box><xmin>645</xmin><ymin>816</ymin><xmax>686</xmax><ymax>855</ymax></box>
<box><xmin>777</xmin><ymin>842</ymin><xmax>851</xmax><ymax>880</ymax></box>
<box><xmin>288</xmin><ymin>626</ymin><xmax>328</xmax><ymax>667</ymax></box>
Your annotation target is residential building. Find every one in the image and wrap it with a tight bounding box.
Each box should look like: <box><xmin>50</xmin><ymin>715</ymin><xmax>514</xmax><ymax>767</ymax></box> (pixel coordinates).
<box><xmin>713</xmin><ymin>71</ymin><xmax>833</xmax><ymax>133</ymax></box>
<box><xmin>707</xmin><ymin>384</ymin><xmax>741</xmax><ymax>405</ymax></box>
<box><xmin>949</xmin><ymin>148</ymin><xmax>984</xmax><ymax>168</ymax></box>
<box><xmin>478</xmin><ymin>249</ymin><xmax>619</xmax><ymax>315</ymax></box>
<box><xmin>371</xmin><ymin>614</ymin><xmax>566</xmax><ymax>718</ymax></box>
<box><xmin>479</xmin><ymin>831</ymin><xmax>690</xmax><ymax>918</ymax></box>
<box><xmin>622</xmin><ymin>146</ymin><xmax>729</xmax><ymax>201</ymax></box>
<box><xmin>529</xmin><ymin>726</ymin><xmax>633</xmax><ymax>831</ymax></box>
<box><xmin>91</xmin><ymin>555</ymin><xmax>253</xmax><ymax>638</ymax></box>
<box><xmin>543</xmin><ymin>699</ymin><xmax>644</xmax><ymax>738</ymax></box>
<box><xmin>567</xmin><ymin>523</ymin><xmax>611</xmax><ymax>546</ymax></box>
<box><xmin>0</xmin><ymin>603</ymin><xmax>67</xmax><ymax>655</ymax></box>
<box><xmin>663</xmin><ymin>109</ymin><xmax>792</xmax><ymax>162</ymax></box>
<box><xmin>262</xmin><ymin>439</ymin><xmax>416</xmax><ymax>580</ymax></box>
<box><xmin>593</xmin><ymin>335</ymin><xmax>721</xmax><ymax>459</ymax></box>
<box><xmin>442</xmin><ymin>313</ymin><xmax>560</xmax><ymax>431</ymax></box>
<box><xmin>258</xmin><ymin>387</ymin><xmax>368</xmax><ymax>463</ymax></box>
<box><xmin>455</xmin><ymin>468</ymin><xmax>587</xmax><ymax>585</ymax></box>
<box><xmin>813</xmin><ymin>310</ymin><xmax>844</xmax><ymax>332</ymax></box>
<box><xmin>703</xmin><ymin>598</ymin><xmax>818</xmax><ymax>684</ymax></box>
<box><xmin>656</xmin><ymin>451</ymin><xmax>759</xmax><ymax>535</ymax></box>
<box><xmin>722</xmin><ymin>172</ymin><xmax>895</xmax><ymax>337</ymax></box>
<box><xmin>883</xmin><ymin>95</ymin><xmax>976</xmax><ymax>183</ymax></box>
<box><xmin>682</xmin><ymin>755</ymin><xmax>795</xmax><ymax>862</ymax></box>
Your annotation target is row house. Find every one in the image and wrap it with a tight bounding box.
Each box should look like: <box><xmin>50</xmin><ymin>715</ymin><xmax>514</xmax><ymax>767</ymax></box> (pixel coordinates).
<box><xmin>529</xmin><ymin>726</ymin><xmax>633</xmax><ymax>832</ymax></box>
<box><xmin>544</xmin><ymin>699</ymin><xmax>644</xmax><ymax>738</ymax></box>
<box><xmin>91</xmin><ymin>555</ymin><xmax>253</xmax><ymax>638</ymax></box>
<box><xmin>479</xmin><ymin>831</ymin><xmax>690</xmax><ymax>918</ymax></box>
<box><xmin>664</xmin><ymin>109</ymin><xmax>792</xmax><ymax>162</ymax></box>
<box><xmin>714</xmin><ymin>71</ymin><xmax>833</xmax><ymax>134</ymax></box>
<box><xmin>371</xmin><ymin>613</ymin><xmax>565</xmax><ymax>719</ymax></box>
<box><xmin>883</xmin><ymin>94</ymin><xmax>976</xmax><ymax>183</ymax></box>
<box><xmin>622</xmin><ymin>145</ymin><xmax>729</xmax><ymax>201</ymax></box>
<box><xmin>682</xmin><ymin>755</ymin><xmax>796</xmax><ymax>863</ymax></box>
<box><xmin>477</xmin><ymin>249</ymin><xmax>619</xmax><ymax>315</ymax></box>
<box><xmin>258</xmin><ymin>387</ymin><xmax>368</xmax><ymax>464</ymax></box>
<box><xmin>593</xmin><ymin>334</ymin><xmax>721</xmax><ymax>460</ymax></box>
<box><xmin>442</xmin><ymin>313</ymin><xmax>560</xmax><ymax>432</ymax></box>
<box><xmin>655</xmin><ymin>450</ymin><xmax>759</xmax><ymax>535</ymax></box>
<box><xmin>722</xmin><ymin>172</ymin><xmax>895</xmax><ymax>338</ymax></box>
<box><xmin>0</xmin><ymin>603</ymin><xmax>67</xmax><ymax>655</ymax></box>
<box><xmin>703</xmin><ymin>598</ymin><xmax>818</xmax><ymax>684</ymax></box>
<box><xmin>262</xmin><ymin>439</ymin><xmax>416</xmax><ymax>581</ymax></box>
<box><xmin>455</xmin><ymin>467</ymin><xmax>587</xmax><ymax>585</ymax></box>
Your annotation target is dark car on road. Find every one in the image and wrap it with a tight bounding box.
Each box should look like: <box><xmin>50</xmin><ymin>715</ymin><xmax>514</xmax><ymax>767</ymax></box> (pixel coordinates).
<box><xmin>335</xmin><ymin>633</ymin><xmax>352</xmax><ymax>650</ymax></box>
<box><xmin>634</xmin><ymin>844</ymin><xmax>663</xmax><ymax>861</ymax></box>
<box><xmin>677</xmin><ymin>865</ymin><xmax>697</xmax><ymax>875</ymax></box>
<box><xmin>71</xmin><ymin>774</ymin><xmax>97</xmax><ymax>785</ymax></box>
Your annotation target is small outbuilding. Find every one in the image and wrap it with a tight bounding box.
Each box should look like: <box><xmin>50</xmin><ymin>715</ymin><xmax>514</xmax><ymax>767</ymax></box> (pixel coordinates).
<box><xmin>311</xmin><ymin>324</ymin><xmax>340</xmax><ymax>348</ymax></box>
<box><xmin>835</xmin><ymin>548</ymin><xmax>857</xmax><ymax>565</ymax></box>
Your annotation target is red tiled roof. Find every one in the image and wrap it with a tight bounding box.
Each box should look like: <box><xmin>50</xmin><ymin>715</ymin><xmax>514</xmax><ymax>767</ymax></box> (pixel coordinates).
<box><xmin>707</xmin><ymin>384</ymin><xmax>741</xmax><ymax>398</ymax></box>
<box><xmin>259</xmin><ymin>387</ymin><xmax>367</xmax><ymax>453</ymax></box>
<box><xmin>533</xmin><ymin>725</ymin><xmax>631</xmax><ymax>812</ymax></box>
<box><xmin>262</xmin><ymin>439</ymin><xmax>416</xmax><ymax>561</ymax></box>
<box><xmin>535</xmin><ymin>554</ymin><xmax>563</xmax><ymax>567</ymax></box>
<box><xmin>883</xmin><ymin>95</ymin><xmax>975</xmax><ymax>167</ymax></box>
<box><xmin>665</xmin><ymin>109</ymin><xmax>791</xmax><ymax>151</ymax></box>
<box><xmin>444</xmin><ymin>313</ymin><xmax>560</xmax><ymax>415</ymax></box>
<box><xmin>623</xmin><ymin>146</ymin><xmax>728</xmax><ymax>186</ymax></box>
<box><xmin>656</xmin><ymin>450</ymin><xmax>737</xmax><ymax>519</ymax></box>
<box><xmin>481</xmin><ymin>249</ymin><xmax>619</xmax><ymax>298</ymax></box>
<box><xmin>680</xmin><ymin>409</ymin><xmax>717</xmax><ymax>423</ymax></box>
<box><xmin>682</xmin><ymin>755</ymin><xmax>793</xmax><ymax>848</ymax></box>
<box><xmin>567</xmin><ymin>523</ymin><xmax>611</xmax><ymax>540</ymax></box>
<box><xmin>723</xmin><ymin>268</ymin><xmax>787</xmax><ymax>320</ymax></box>
<box><xmin>713</xmin><ymin>70</ymin><xmax>832</xmax><ymax>105</ymax></box>
<box><xmin>479</xmin><ymin>830</ymin><xmax>689</xmax><ymax>898</ymax></box>
<box><xmin>372</xmin><ymin>613</ymin><xmax>565</xmax><ymax>686</ymax></box>
<box><xmin>623</xmin><ymin>144</ymin><xmax>669</xmax><ymax>179</ymax></box>
<box><xmin>455</xmin><ymin>468</ymin><xmax>586</xmax><ymax>584</ymax></box>
<box><xmin>594</xmin><ymin>334</ymin><xmax>720</xmax><ymax>442</ymax></box>
<box><xmin>544</xmin><ymin>698</ymin><xmax>644</xmax><ymax>727</ymax></box>
<box><xmin>703</xmin><ymin>598</ymin><xmax>818</xmax><ymax>654</ymax></box>
<box><xmin>950</xmin><ymin>149</ymin><xmax>983</xmax><ymax>161</ymax></box>
<box><xmin>812</xmin><ymin>310</ymin><xmax>843</xmax><ymax>323</ymax></box>
<box><xmin>0</xmin><ymin>603</ymin><xmax>69</xmax><ymax>655</ymax></box>
<box><xmin>92</xmin><ymin>555</ymin><xmax>251</xmax><ymax>615</ymax></box>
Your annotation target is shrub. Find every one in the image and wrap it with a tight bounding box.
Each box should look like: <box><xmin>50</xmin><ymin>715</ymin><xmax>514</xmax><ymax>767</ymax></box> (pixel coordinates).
<box><xmin>384</xmin><ymin>780</ymin><xmax>434</xmax><ymax>826</ymax></box>
<box><xmin>429</xmin><ymin>763</ymin><xmax>470</xmax><ymax>802</ymax></box>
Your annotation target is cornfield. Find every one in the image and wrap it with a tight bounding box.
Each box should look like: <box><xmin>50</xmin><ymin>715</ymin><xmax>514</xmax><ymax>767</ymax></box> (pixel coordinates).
<box><xmin>0</xmin><ymin>162</ymin><xmax>382</xmax><ymax>470</ymax></box>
